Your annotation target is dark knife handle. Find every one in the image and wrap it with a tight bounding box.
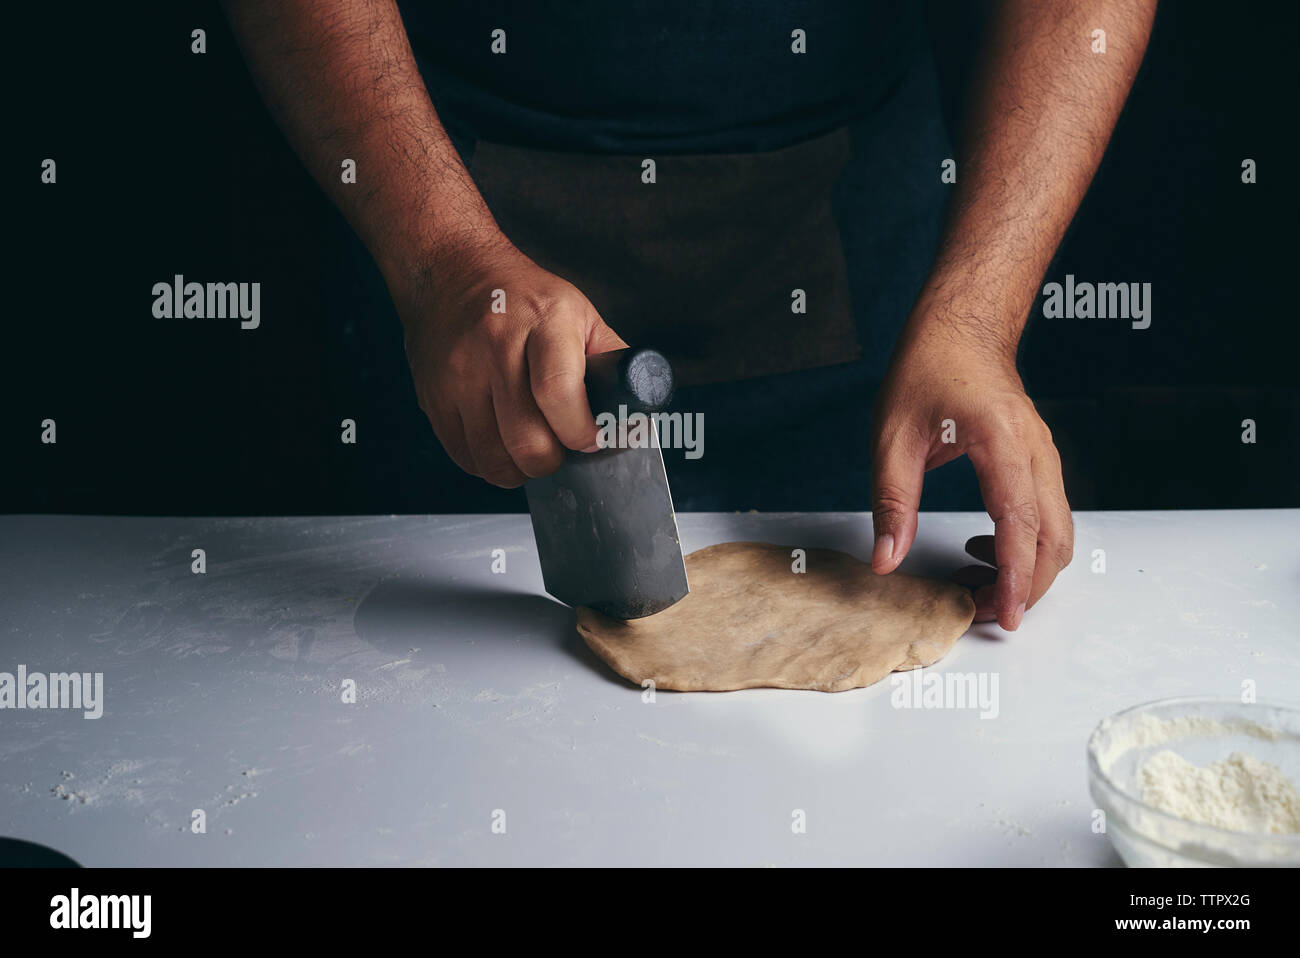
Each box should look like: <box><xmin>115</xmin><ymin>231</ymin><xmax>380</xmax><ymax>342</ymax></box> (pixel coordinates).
<box><xmin>584</xmin><ymin>347</ymin><xmax>674</xmax><ymax>416</ymax></box>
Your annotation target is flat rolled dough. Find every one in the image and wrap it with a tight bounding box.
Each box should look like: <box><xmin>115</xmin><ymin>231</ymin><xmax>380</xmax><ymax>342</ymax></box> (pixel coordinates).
<box><xmin>577</xmin><ymin>541</ymin><xmax>975</xmax><ymax>692</ymax></box>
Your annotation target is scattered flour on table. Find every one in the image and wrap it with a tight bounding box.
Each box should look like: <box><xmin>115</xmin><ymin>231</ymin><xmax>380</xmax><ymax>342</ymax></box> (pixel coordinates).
<box><xmin>1139</xmin><ymin>750</ymin><xmax>1300</xmax><ymax>834</ymax></box>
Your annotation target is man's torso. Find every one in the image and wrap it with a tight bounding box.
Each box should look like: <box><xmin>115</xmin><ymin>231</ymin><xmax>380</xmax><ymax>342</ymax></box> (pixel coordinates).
<box><xmin>399</xmin><ymin>0</ymin><xmax>924</xmax><ymax>153</ymax></box>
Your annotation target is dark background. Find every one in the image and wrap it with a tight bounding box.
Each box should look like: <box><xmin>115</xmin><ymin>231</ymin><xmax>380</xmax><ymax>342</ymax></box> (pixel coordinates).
<box><xmin>8</xmin><ymin>1</ymin><xmax>1297</xmax><ymax>516</ymax></box>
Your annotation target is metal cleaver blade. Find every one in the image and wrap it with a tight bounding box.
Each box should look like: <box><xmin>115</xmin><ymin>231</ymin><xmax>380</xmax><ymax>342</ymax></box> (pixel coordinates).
<box><xmin>525</xmin><ymin>348</ymin><xmax>689</xmax><ymax>620</ymax></box>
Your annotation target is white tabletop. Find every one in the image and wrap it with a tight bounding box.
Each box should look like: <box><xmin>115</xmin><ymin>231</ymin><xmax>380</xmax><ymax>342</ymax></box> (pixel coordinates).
<box><xmin>1</xmin><ymin>510</ymin><xmax>1296</xmax><ymax>866</ymax></box>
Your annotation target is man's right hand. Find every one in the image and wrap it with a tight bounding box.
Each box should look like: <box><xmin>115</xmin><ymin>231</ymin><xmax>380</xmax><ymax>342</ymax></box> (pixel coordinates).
<box><xmin>398</xmin><ymin>243</ymin><xmax>627</xmax><ymax>488</ymax></box>
<box><xmin>219</xmin><ymin>3</ymin><xmax>624</xmax><ymax>489</ymax></box>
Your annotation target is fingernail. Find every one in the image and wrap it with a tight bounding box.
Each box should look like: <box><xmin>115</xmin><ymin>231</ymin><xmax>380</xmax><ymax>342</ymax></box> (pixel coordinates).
<box><xmin>581</xmin><ymin>442</ymin><xmax>600</xmax><ymax>453</ymax></box>
<box><xmin>873</xmin><ymin>533</ymin><xmax>895</xmax><ymax>568</ymax></box>
<box><xmin>1012</xmin><ymin>602</ymin><xmax>1026</xmax><ymax>630</ymax></box>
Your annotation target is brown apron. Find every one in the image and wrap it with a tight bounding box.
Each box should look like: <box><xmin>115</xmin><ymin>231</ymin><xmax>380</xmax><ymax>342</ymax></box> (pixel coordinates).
<box><xmin>467</xmin><ymin>129</ymin><xmax>859</xmax><ymax>386</ymax></box>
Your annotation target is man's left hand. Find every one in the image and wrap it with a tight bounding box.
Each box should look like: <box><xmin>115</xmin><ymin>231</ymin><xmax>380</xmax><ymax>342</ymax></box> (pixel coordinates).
<box><xmin>869</xmin><ymin>328</ymin><xmax>1073</xmax><ymax>630</ymax></box>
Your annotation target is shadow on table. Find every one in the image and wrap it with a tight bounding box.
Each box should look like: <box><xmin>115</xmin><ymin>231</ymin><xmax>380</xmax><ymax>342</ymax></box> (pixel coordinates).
<box><xmin>352</xmin><ymin>576</ymin><xmax>625</xmax><ymax>684</ymax></box>
<box><xmin>1099</xmin><ymin>845</ymin><xmax>1127</xmax><ymax>868</ymax></box>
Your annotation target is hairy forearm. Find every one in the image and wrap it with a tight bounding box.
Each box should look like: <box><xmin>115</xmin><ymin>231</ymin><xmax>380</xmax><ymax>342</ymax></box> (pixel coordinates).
<box><xmin>220</xmin><ymin>0</ymin><xmax>504</xmax><ymax>294</ymax></box>
<box><xmin>907</xmin><ymin>0</ymin><xmax>1156</xmax><ymax>360</ymax></box>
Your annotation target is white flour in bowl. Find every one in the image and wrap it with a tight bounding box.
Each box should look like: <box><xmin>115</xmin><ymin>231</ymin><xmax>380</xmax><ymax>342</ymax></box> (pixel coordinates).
<box><xmin>1140</xmin><ymin>749</ymin><xmax>1300</xmax><ymax>834</ymax></box>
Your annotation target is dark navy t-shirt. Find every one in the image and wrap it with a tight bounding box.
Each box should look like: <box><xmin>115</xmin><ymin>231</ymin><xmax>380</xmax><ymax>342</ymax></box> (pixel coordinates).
<box><xmin>398</xmin><ymin>1</ymin><xmax>925</xmax><ymax>153</ymax></box>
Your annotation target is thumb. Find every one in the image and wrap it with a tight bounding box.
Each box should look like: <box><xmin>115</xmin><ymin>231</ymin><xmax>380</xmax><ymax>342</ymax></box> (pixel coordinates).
<box><xmin>871</xmin><ymin>434</ymin><xmax>926</xmax><ymax>574</ymax></box>
<box><xmin>585</xmin><ymin>310</ymin><xmax>629</xmax><ymax>354</ymax></box>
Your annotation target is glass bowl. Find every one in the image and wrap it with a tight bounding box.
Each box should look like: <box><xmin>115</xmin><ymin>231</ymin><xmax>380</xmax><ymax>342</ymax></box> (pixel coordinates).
<box><xmin>1087</xmin><ymin>696</ymin><xmax>1300</xmax><ymax>867</ymax></box>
